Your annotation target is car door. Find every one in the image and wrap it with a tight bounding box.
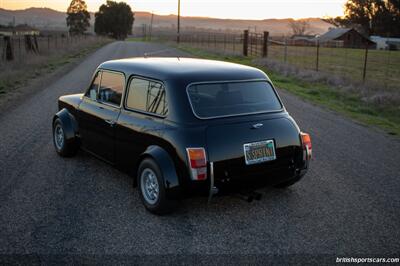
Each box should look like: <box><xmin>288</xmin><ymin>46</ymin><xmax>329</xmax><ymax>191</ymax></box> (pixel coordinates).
<box><xmin>115</xmin><ymin>77</ymin><xmax>168</xmax><ymax>171</ymax></box>
<box><xmin>78</xmin><ymin>70</ymin><xmax>125</xmax><ymax>163</ymax></box>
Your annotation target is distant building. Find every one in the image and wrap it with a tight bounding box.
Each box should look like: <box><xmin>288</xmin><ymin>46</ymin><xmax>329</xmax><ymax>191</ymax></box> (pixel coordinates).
<box><xmin>0</xmin><ymin>24</ymin><xmax>40</xmax><ymax>37</ymax></box>
<box><xmin>317</xmin><ymin>28</ymin><xmax>375</xmax><ymax>48</ymax></box>
<box><xmin>370</xmin><ymin>36</ymin><xmax>400</xmax><ymax>50</ymax></box>
<box><xmin>290</xmin><ymin>34</ymin><xmax>317</xmax><ymax>46</ymax></box>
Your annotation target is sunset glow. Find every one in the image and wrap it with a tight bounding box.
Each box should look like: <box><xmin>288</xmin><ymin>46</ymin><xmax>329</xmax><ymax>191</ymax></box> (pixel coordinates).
<box><xmin>1</xmin><ymin>0</ymin><xmax>345</xmax><ymax>19</ymax></box>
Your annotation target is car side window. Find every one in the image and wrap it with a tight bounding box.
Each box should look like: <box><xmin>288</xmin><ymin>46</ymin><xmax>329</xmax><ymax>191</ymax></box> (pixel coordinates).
<box><xmin>98</xmin><ymin>71</ymin><xmax>125</xmax><ymax>106</ymax></box>
<box><xmin>126</xmin><ymin>78</ymin><xmax>168</xmax><ymax>116</ymax></box>
<box><xmin>86</xmin><ymin>71</ymin><xmax>101</xmax><ymax>100</ymax></box>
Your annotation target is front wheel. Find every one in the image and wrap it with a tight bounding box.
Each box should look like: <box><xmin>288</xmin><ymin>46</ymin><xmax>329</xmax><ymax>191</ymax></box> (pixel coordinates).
<box><xmin>53</xmin><ymin>118</ymin><xmax>78</xmax><ymax>157</ymax></box>
<box><xmin>138</xmin><ymin>158</ymin><xmax>176</xmax><ymax>215</ymax></box>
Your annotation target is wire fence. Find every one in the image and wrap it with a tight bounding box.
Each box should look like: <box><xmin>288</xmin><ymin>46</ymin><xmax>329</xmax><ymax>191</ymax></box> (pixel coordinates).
<box><xmin>0</xmin><ymin>35</ymin><xmax>105</xmax><ymax>69</ymax></box>
<box><xmin>138</xmin><ymin>29</ymin><xmax>400</xmax><ymax>91</ymax></box>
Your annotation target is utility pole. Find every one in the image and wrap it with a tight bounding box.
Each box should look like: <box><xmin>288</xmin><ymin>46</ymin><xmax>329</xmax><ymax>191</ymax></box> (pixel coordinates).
<box><xmin>149</xmin><ymin>12</ymin><xmax>154</xmax><ymax>41</ymax></box>
<box><xmin>177</xmin><ymin>0</ymin><xmax>180</xmax><ymax>44</ymax></box>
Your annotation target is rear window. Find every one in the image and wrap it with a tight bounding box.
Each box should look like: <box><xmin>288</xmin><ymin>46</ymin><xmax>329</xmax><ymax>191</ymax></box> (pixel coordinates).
<box><xmin>187</xmin><ymin>81</ymin><xmax>282</xmax><ymax>119</ymax></box>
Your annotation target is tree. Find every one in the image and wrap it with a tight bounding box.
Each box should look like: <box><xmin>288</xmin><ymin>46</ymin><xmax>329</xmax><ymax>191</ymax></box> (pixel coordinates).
<box><xmin>66</xmin><ymin>0</ymin><xmax>90</xmax><ymax>35</ymax></box>
<box><xmin>288</xmin><ymin>19</ymin><xmax>310</xmax><ymax>36</ymax></box>
<box><xmin>94</xmin><ymin>1</ymin><xmax>134</xmax><ymax>39</ymax></box>
<box><xmin>325</xmin><ymin>0</ymin><xmax>400</xmax><ymax>37</ymax></box>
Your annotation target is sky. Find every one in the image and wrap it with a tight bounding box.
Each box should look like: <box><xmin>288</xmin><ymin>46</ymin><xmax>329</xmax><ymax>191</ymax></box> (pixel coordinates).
<box><xmin>1</xmin><ymin>0</ymin><xmax>346</xmax><ymax>19</ymax></box>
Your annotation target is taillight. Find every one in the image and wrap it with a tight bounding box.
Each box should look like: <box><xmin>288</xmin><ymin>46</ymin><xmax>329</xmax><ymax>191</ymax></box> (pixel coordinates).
<box><xmin>186</xmin><ymin>148</ymin><xmax>207</xmax><ymax>180</ymax></box>
<box><xmin>300</xmin><ymin>132</ymin><xmax>312</xmax><ymax>160</ymax></box>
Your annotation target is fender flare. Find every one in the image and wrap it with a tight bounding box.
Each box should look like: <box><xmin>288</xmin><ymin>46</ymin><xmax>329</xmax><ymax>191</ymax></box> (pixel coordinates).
<box><xmin>52</xmin><ymin>108</ymin><xmax>78</xmax><ymax>143</ymax></box>
<box><xmin>139</xmin><ymin>145</ymin><xmax>181</xmax><ymax>200</ymax></box>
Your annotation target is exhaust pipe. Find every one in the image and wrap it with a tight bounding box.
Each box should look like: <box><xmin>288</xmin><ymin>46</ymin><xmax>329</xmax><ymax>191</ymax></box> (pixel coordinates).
<box><xmin>235</xmin><ymin>191</ymin><xmax>262</xmax><ymax>203</ymax></box>
<box><xmin>235</xmin><ymin>192</ymin><xmax>254</xmax><ymax>203</ymax></box>
<box><xmin>250</xmin><ymin>191</ymin><xmax>262</xmax><ymax>201</ymax></box>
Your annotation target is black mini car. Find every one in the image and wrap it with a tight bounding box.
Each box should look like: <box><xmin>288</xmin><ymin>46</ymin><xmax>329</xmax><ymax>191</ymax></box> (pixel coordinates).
<box><xmin>52</xmin><ymin>57</ymin><xmax>311</xmax><ymax>214</ymax></box>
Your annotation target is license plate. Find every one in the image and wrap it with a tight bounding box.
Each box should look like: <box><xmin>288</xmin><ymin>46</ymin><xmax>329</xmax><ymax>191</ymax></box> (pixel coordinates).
<box><xmin>243</xmin><ymin>140</ymin><xmax>276</xmax><ymax>165</ymax></box>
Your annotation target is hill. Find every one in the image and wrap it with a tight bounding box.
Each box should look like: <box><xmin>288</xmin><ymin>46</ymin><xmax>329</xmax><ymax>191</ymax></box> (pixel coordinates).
<box><xmin>0</xmin><ymin>7</ymin><xmax>332</xmax><ymax>36</ymax></box>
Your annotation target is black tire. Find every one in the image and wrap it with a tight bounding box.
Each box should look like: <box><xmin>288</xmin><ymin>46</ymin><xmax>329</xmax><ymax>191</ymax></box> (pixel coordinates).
<box><xmin>273</xmin><ymin>175</ymin><xmax>301</xmax><ymax>188</ymax></box>
<box><xmin>52</xmin><ymin>118</ymin><xmax>78</xmax><ymax>157</ymax></box>
<box><xmin>137</xmin><ymin>158</ymin><xmax>176</xmax><ymax>215</ymax></box>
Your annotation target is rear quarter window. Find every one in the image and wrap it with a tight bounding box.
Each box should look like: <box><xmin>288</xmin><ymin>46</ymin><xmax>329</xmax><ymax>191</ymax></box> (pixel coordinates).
<box><xmin>187</xmin><ymin>80</ymin><xmax>282</xmax><ymax>119</ymax></box>
<box><xmin>125</xmin><ymin>77</ymin><xmax>168</xmax><ymax>116</ymax></box>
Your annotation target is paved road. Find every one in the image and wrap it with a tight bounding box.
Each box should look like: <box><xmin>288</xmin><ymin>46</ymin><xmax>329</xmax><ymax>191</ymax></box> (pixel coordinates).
<box><xmin>0</xmin><ymin>42</ymin><xmax>399</xmax><ymax>260</ymax></box>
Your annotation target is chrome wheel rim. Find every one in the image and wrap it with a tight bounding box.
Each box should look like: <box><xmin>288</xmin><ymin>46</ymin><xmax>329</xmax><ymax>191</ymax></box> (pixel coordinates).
<box><xmin>140</xmin><ymin>168</ymin><xmax>159</xmax><ymax>205</ymax></box>
<box><xmin>54</xmin><ymin>124</ymin><xmax>64</xmax><ymax>150</ymax></box>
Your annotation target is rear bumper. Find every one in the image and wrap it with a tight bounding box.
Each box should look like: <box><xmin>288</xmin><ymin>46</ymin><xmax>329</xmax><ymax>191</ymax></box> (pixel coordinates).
<box><xmin>214</xmin><ymin>166</ymin><xmax>307</xmax><ymax>193</ymax></box>
<box><xmin>179</xmin><ymin>163</ymin><xmax>308</xmax><ymax>198</ymax></box>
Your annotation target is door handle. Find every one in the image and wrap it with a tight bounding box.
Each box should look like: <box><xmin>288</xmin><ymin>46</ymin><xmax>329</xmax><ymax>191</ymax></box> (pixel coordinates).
<box><xmin>104</xmin><ymin>119</ymin><xmax>116</xmax><ymax>127</ymax></box>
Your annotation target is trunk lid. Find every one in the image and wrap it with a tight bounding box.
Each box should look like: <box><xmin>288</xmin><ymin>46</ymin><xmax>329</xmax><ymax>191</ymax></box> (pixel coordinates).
<box><xmin>205</xmin><ymin>115</ymin><xmax>301</xmax><ymax>180</ymax></box>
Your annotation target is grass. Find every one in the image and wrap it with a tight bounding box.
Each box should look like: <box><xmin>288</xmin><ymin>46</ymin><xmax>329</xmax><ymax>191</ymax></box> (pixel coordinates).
<box><xmin>0</xmin><ymin>38</ymin><xmax>111</xmax><ymax>98</ymax></box>
<box><xmin>174</xmin><ymin>45</ymin><xmax>400</xmax><ymax>136</ymax></box>
<box><xmin>174</xmin><ymin>39</ymin><xmax>400</xmax><ymax>90</ymax></box>
<box><xmin>267</xmin><ymin>45</ymin><xmax>400</xmax><ymax>90</ymax></box>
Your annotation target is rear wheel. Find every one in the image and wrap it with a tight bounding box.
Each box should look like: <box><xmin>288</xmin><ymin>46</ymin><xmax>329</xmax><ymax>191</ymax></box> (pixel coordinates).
<box><xmin>138</xmin><ymin>158</ymin><xmax>175</xmax><ymax>215</ymax></box>
<box><xmin>53</xmin><ymin>118</ymin><xmax>78</xmax><ymax>157</ymax></box>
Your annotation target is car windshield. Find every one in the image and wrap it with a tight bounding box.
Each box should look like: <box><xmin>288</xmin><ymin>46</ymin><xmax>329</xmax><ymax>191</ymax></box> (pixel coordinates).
<box><xmin>187</xmin><ymin>80</ymin><xmax>282</xmax><ymax>119</ymax></box>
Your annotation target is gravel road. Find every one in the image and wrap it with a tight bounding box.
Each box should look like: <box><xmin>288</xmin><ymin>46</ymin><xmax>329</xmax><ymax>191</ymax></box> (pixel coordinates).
<box><xmin>0</xmin><ymin>41</ymin><xmax>399</xmax><ymax>263</ymax></box>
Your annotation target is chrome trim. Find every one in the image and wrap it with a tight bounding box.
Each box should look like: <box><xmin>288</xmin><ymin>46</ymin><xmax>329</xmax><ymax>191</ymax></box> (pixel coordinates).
<box><xmin>208</xmin><ymin>162</ymin><xmax>214</xmax><ymax>203</ymax></box>
<box><xmin>185</xmin><ymin>79</ymin><xmax>285</xmax><ymax>120</ymax></box>
<box><xmin>252</xmin><ymin>123</ymin><xmax>263</xmax><ymax>129</ymax></box>
<box><xmin>104</xmin><ymin>119</ymin><xmax>116</xmax><ymax>127</ymax></box>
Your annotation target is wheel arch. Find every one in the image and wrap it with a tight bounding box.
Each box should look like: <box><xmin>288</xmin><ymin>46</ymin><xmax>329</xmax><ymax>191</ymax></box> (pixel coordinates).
<box><xmin>53</xmin><ymin>108</ymin><xmax>79</xmax><ymax>142</ymax></box>
<box><xmin>136</xmin><ymin>145</ymin><xmax>182</xmax><ymax>200</ymax></box>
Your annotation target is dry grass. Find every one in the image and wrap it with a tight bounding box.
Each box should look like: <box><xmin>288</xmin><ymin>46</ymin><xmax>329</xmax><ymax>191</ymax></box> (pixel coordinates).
<box><xmin>0</xmin><ymin>36</ymin><xmax>110</xmax><ymax>96</ymax></box>
<box><xmin>253</xmin><ymin>58</ymin><xmax>400</xmax><ymax>108</ymax></box>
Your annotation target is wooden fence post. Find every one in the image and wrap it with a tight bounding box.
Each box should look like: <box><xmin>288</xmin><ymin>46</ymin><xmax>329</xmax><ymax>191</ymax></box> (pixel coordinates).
<box><xmin>243</xmin><ymin>30</ymin><xmax>249</xmax><ymax>56</ymax></box>
<box><xmin>262</xmin><ymin>31</ymin><xmax>269</xmax><ymax>57</ymax></box>
<box><xmin>33</xmin><ymin>35</ymin><xmax>39</xmax><ymax>53</ymax></box>
<box><xmin>18</xmin><ymin>36</ymin><xmax>21</xmax><ymax>60</ymax></box>
<box><xmin>362</xmin><ymin>44</ymin><xmax>369</xmax><ymax>82</ymax></box>
<box><xmin>223</xmin><ymin>34</ymin><xmax>226</xmax><ymax>51</ymax></box>
<box><xmin>233</xmin><ymin>34</ymin><xmax>236</xmax><ymax>53</ymax></box>
<box><xmin>316</xmin><ymin>40</ymin><xmax>320</xmax><ymax>71</ymax></box>
<box><xmin>3</xmin><ymin>36</ymin><xmax>14</xmax><ymax>61</ymax></box>
<box><xmin>284</xmin><ymin>39</ymin><xmax>288</xmax><ymax>63</ymax></box>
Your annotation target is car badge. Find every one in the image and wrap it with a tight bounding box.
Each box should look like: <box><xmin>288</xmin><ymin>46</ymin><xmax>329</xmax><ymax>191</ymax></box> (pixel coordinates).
<box><xmin>251</xmin><ymin>123</ymin><xmax>263</xmax><ymax>129</ymax></box>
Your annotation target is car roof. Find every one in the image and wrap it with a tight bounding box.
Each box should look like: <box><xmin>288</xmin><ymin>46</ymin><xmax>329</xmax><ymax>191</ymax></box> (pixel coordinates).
<box><xmin>98</xmin><ymin>57</ymin><xmax>269</xmax><ymax>84</ymax></box>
